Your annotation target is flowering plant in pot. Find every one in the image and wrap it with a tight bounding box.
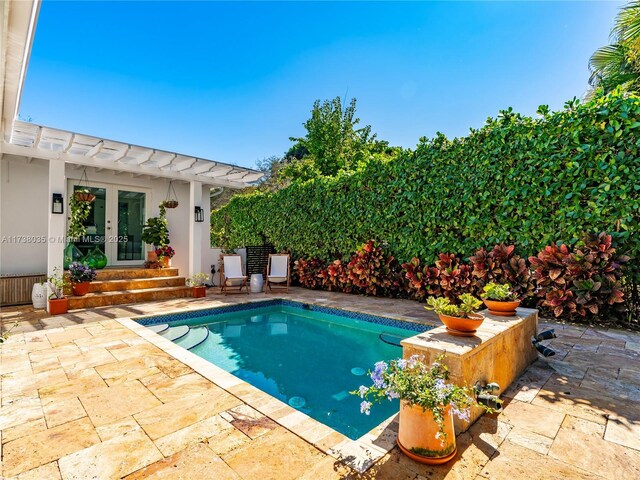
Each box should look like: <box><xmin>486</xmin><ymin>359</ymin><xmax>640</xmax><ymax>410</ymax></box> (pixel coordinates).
<box><xmin>68</xmin><ymin>262</ymin><xmax>97</xmax><ymax>296</ymax></box>
<box><xmin>481</xmin><ymin>282</ymin><xmax>520</xmax><ymax>316</ymax></box>
<box><xmin>426</xmin><ymin>294</ymin><xmax>484</xmax><ymax>336</ymax></box>
<box><xmin>47</xmin><ymin>268</ymin><xmax>70</xmax><ymax>314</ymax></box>
<box><xmin>187</xmin><ymin>273</ymin><xmax>208</xmax><ymax>298</ymax></box>
<box><xmin>355</xmin><ymin>355</ymin><xmax>474</xmax><ymax>465</ymax></box>
<box><xmin>155</xmin><ymin>245</ymin><xmax>175</xmax><ymax>268</ymax></box>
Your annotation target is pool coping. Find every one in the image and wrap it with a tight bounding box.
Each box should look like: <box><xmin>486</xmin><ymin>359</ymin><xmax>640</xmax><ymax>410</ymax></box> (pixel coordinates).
<box><xmin>117</xmin><ymin>298</ymin><xmax>437</xmax><ymax>472</ymax></box>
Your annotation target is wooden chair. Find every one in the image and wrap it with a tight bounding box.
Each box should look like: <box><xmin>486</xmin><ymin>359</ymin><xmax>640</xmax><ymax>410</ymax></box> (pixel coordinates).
<box><xmin>219</xmin><ymin>254</ymin><xmax>249</xmax><ymax>295</ymax></box>
<box><xmin>265</xmin><ymin>254</ymin><xmax>290</xmax><ymax>293</ymax></box>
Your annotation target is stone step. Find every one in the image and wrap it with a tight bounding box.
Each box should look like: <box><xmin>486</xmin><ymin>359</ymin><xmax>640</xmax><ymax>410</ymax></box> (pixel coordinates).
<box><xmin>68</xmin><ymin>285</ymin><xmax>192</xmax><ymax>310</ymax></box>
<box><xmin>87</xmin><ymin>276</ymin><xmax>186</xmax><ymax>293</ymax></box>
<box><xmin>94</xmin><ymin>268</ymin><xmax>179</xmax><ymax>281</ymax></box>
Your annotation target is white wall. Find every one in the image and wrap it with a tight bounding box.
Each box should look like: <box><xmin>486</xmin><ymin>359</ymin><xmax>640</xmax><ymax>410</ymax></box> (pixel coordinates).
<box><xmin>0</xmin><ymin>155</ymin><xmax>49</xmax><ymax>274</ymax></box>
<box><xmin>0</xmin><ymin>157</ymin><xmax>221</xmax><ymax>278</ymax></box>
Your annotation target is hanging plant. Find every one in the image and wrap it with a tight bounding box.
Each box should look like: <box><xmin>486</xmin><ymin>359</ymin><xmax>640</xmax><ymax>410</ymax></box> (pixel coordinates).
<box><xmin>67</xmin><ymin>192</ymin><xmax>92</xmax><ymax>240</ymax></box>
<box><xmin>162</xmin><ymin>180</ymin><xmax>179</xmax><ymax>208</ymax></box>
<box><xmin>74</xmin><ymin>169</ymin><xmax>96</xmax><ymax>203</ymax></box>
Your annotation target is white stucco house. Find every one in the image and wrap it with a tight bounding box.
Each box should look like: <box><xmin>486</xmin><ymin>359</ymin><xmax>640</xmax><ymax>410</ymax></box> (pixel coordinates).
<box><xmin>0</xmin><ymin>1</ymin><xmax>262</xmax><ymax>308</ymax></box>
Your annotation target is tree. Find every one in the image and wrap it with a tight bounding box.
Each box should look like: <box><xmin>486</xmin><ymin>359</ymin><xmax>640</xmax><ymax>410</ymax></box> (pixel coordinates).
<box><xmin>589</xmin><ymin>1</ymin><xmax>640</xmax><ymax>96</ymax></box>
<box><xmin>288</xmin><ymin>97</ymin><xmax>380</xmax><ymax>176</ymax></box>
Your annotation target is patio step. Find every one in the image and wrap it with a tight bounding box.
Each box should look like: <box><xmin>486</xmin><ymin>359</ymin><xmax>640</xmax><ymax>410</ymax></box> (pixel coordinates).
<box><xmin>87</xmin><ymin>276</ymin><xmax>185</xmax><ymax>293</ymax></box>
<box><xmin>94</xmin><ymin>268</ymin><xmax>179</xmax><ymax>281</ymax></box>
<box><xmin>68</xmin><ymin>285</ymin><xmax>192</xmax><ymax>310</ymax></box>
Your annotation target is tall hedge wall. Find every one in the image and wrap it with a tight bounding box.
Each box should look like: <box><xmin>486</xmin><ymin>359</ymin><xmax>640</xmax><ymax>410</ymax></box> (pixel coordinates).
<box><xmin>211</xmin><ymin>92</ymin><xmax>640</xmax><ymax>281</ymax></box>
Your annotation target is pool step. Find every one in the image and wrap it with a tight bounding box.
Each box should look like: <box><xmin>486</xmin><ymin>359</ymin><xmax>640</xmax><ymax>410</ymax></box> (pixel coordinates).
<box><xmin>160</xmin><ymin>325</ymin><xmax>190</xmax><ymax>341</ymax></box>
<box><xmin>175</xmin><ymin>326</ymin><xmax>209</xmax><ymax>350</ymax></box>
<box><xmin>148</xmin><ymin>324</ymin><xmax>169</xmax><ymax>334</ymax></box>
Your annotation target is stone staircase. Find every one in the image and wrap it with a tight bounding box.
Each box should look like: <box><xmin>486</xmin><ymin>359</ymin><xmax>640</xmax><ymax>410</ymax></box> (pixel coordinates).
<box><xmin>68</xmin><ymin>268</ymin><xmax>192</xmax><ymax>310</ymax></box>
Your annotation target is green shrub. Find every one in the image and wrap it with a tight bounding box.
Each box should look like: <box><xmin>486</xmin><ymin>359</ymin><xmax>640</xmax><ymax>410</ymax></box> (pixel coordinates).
<box><xmin>212</xmin><ymin>91</ymin><xmax>640</xmax><ymax>321</ymax></box>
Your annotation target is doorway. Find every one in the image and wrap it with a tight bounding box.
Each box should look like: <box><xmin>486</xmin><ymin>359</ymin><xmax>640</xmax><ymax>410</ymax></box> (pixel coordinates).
<box><xmin>67</xmin><ymin>180</ymin><xmax>150</xmax><ymax>266</ymax></box>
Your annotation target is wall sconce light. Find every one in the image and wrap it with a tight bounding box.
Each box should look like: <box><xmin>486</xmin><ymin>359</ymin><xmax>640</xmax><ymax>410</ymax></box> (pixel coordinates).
<box><xmin>52</xmin><ymin>193</ymin><xmax>64</xmax><ymax>214</ymax></box>
<box><xmin>194</xmin><ymin>206</ymin><xmax>204</xmax><ymax>223</ymax></box>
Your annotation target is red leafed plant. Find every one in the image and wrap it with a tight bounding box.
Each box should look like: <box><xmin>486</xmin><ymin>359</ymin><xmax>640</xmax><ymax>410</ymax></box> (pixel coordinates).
<box><xmin>318</xmin><ymin>259</ymin><xmax>353</xmax><ymax>292</ymax></box>
<box><xmin>401</xmin><ymin>257</ymin><xmax>441</xmax><ymax>301</ymax></box>
<box><xmin>530</xmin><ymin>233</ymin><xmax>628</xmax><ymax>319</ymax></box>
<box><xmin>292</xmin><ymin>258</ymin><xmax>325</xmax><ymax>289</ymax></box>
<box><xmin>435</xmin><ymin>253</ymin><xmax>474</xmax><ymax>301</ymax></box>
<box><xmin>529</xmin><ymin>243</ymin><xmax>575</xmax><ymax>317</ymax></box>
<box><xmin>469</xmin><ymin>244</ymin><xmax>534</xmax><ymax>300</ymax></box>
<box><xmin>565</xmin><ymin>233</ymin><xmax>629</xmax><ymax>318</ymax></box>
<box><xmin>346</xmin><ymin>241</ymin><xmax>402</xmax><ymax>296</ymax></box>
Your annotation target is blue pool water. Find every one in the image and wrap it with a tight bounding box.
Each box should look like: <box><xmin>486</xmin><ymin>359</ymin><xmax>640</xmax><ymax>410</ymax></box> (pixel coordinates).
<box><xmin>140</xmin><ymin>301</ymin><xmax>431</xmax><ymax>439</ymax></box>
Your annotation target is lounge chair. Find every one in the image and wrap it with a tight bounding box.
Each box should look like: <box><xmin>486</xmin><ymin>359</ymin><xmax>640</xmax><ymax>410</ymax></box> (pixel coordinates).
<box><xmin>265</xmin><ymin>253</ymin><xmax>290</xmax><ymax>293</ymax></box>
<box><xmin>219</xmin><ymin>254</ymin><xmax>249</xmax><ymax>295</ymax></box>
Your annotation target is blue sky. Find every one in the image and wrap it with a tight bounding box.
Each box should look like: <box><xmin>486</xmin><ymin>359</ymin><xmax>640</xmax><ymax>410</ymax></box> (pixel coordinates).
<box><xmin>21</xmin><ymin>1</ymin><xmax>622</xmax><ymax>168</ymax></box>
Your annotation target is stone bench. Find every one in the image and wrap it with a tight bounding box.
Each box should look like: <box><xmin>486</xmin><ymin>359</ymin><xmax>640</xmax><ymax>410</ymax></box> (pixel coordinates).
<box><xmin>401</xmin><ymin>308</ymin><xmax>538</xmax><ymax>432</ymax></box>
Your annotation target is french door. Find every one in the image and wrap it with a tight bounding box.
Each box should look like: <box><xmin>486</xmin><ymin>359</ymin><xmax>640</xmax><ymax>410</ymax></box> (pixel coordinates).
<box><xmin>67</xmin><ymin>180</ymin><xmax>150</xmax><ymax>266</ymax></box>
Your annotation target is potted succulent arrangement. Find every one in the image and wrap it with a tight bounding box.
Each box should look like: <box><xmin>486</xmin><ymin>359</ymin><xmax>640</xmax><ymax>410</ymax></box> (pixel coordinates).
<box><xmin>355</xmin><ymin>354</ymin><xmax>475</xmax><ymax>465</ymax></box>
<box><xmin>187</xmin><ymin>273</ymin><xmax>209</xmax><ymax>298</ymax></box>
<box><xmin>481</xmin><ymin>282</ymin><xmax>521</xmax><ymax>316</ymax></box>
<box><xmin>47</xmin><ymin>268</ymin><xmax>70</xmax><ymax>314</ymax></box>
<box><xmin>141</xmin><ymin>203</ymin><xmax>169</xmax><ymax>262</ymax></box>
<box><xmin>426</xmin><ymin>294</ymin><xmax>484</xmax><ymax>336</ymax></box>
<box><xmin>155</xmin><ymin>245</ymin><xmax>175</xmax><ymax>268</ymax></box>
<box><xmin>68</xmin><ymin>262</ymin><xmax>97</xmax><ymax>296</ymax></box>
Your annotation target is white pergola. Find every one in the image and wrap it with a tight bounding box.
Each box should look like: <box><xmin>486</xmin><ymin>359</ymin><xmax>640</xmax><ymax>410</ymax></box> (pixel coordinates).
<box><xmin>4</xmin><ymin>121</ymin><xmax>264</xmax><ymax>188</ymax></box>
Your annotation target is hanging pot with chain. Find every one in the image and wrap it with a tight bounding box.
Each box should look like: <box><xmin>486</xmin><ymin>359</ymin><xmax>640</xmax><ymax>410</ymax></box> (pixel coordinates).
<box><xmin>162</xmin><ymin>180</ymin><xmax>179</xmax><ymax>208</ymax></box>
<box><xmin>74</xmin><ymin>168</ymin><xmax>96</xmax><ymax>203</ymax></box>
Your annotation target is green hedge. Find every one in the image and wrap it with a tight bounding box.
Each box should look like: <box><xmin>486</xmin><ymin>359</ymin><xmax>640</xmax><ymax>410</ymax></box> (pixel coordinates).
<box><xmin>211</xmin><ymin>92</ymin><xmax>640</xmax><ymax>281</ymax></box>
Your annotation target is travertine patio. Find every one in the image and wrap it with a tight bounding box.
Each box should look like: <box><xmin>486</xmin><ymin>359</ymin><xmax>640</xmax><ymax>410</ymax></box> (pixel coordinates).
<box><xmin>1</xmin><ymin>288</ymin><xmax>639</xmax><ymax>479</ymax></box>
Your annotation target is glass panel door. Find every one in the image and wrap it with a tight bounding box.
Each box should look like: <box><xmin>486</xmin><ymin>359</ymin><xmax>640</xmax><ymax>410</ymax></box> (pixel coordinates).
<box><xmin>72</xmin><ymin>185</ymin><xmax>107</xmax><ymax>259</ymax></box>
<box><xmin>116</xmin><ymin>190</ymin><xmax>146</xmax><ymax>262</ymax></box>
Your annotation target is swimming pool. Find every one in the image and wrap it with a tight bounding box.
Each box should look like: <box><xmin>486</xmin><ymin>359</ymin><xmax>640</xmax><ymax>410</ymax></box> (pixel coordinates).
<box><xmin>138</xmin><ymin>300</ymin><xmax>432</xmax><ymax>440</ymax></box>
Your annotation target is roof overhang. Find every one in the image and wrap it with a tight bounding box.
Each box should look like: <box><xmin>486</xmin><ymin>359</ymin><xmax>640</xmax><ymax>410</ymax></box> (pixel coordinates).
<box><xmin>1</xmin><ymin>121</ymin><xmax>264</xmax><ymax>188</ymax></box>
<box><xmin>0</xmin><ymin>0</ymin><xmax>39</xmax><ymax>137</ymax></box>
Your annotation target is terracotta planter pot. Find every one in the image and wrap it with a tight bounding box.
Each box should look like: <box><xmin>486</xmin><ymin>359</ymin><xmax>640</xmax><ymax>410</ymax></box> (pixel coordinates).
<box><xmin>438</xmin><ymin>313</ymin><xmax>484</xmax><ymax>337</ymax></box>
<box><xmin>159</xmin><ymin>256</ymin><xmax>171</xmax><ymax>268</ymax></box>
<box><xmin>192</xmin><ymin>286</ymin><xmax>206</xmax><ymax>298</ymax></box>
<box><xmin>48</xmin><ymin>298</ymin><xmax>68</xmax><ymax>315</ymax></box>
<box><xmin>147</xmin><ymin>251</ymin><xmax>158</xmax><ymax>262</ymax></box>
<box><xmin>72</xmin><ymin>282</ymin><xmax>91</xmax><ymax>296</ymax></box>
<box><xmin>483</xmin><ymin>299</ymin><xmax>521</xmax><ymax>317</ymax></box>
<box><xmin>397</xmin><ymin>401</ymin><xmax>456</xmax><ymax>465</ymax></box>
<box><xmin>74</xmin><ymin>191</ymin><xmax>95</xmax><ymax>203</ymax></box>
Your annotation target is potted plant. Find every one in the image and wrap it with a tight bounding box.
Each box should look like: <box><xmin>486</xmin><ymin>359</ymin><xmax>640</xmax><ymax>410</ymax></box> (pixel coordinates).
<box><xmin>187</xmin><ymin>273</ymin><xmax>209</xmax><ymax>298</ymax></box>
<box><xmin>47</xmin><ymin>268</ymin><xmax>70</xmax><ymax>314</ymax></box>
<box><xmin>141</xmin><ymin>203</ymin><xmax>169</xmax><ymax>261</ymax></box>
<box><xmin>481</xmin><ymin>282</ymin><xmax>521</xmax><ymax>316</ymax></box>
<box><xmin>155</xmin><ymin>245</ymin><xmax>175</xmax><ymax>268</ymax></box>
<box><xmin>355</xmin><ymin>354</ymin><xmax>474</xmax><ymax>465</ymax></box>
<box><xmin>68</xmin><ymin>262</ymin><xmax>97</xmax><ymax>296</ymax></box>
<box><xmin>425</xmin><ymin>294</ymin><xmax>484</xmax><ymax>336</ymax></box>
<box><xmin>74</xmin><ymin>188</ymin><xmax>95</xmax><ymax>203</ymax></box>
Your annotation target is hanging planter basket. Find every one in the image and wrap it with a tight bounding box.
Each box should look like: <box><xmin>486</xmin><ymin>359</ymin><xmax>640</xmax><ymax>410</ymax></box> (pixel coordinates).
<box><xmin>74</xmin><ymin>169</ymin><xmax>96</xmax><ymax>203</ymax></box>
<box><xmin>163</xmin><ymin>180</ymin><xmax>179</xmax><ymax>209</ymax></box>
<box><xmin>74</xmin><ymin>191</ymin><xmax>96</xmax><ymax>203</ymax></box>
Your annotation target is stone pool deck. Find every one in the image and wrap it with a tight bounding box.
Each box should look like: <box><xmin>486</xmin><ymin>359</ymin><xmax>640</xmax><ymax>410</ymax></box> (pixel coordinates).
<box><xmin>1</xmin><ymin>288</ymin><xmax>640</xmax><ymax>479</ymax></box>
